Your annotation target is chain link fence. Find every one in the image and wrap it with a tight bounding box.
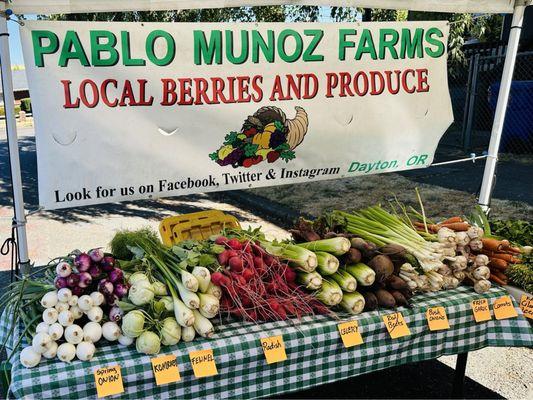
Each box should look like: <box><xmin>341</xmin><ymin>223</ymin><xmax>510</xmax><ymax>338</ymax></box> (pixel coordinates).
<box><xmin>442</xmin><ymin>50</ymin><xmax>533</xmax><ymax>157</ymax></box>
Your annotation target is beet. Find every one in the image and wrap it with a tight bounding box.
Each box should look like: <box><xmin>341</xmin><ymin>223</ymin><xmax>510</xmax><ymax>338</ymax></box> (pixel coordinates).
<box><xmin>368</xmin><ymin>255</ymin><xmax>394</xmax><ymax>282</ymax></box>
<box><xmin>362</xmin><ymin>292</ymin><xmax>378</xmax><ymax>311</ymax></box>
<box><xmin>375</xmin><ymin>289</ymin><xmax>396</xmax><ymax>308</ymax></box>
<box><xmin>390</xmin><ymin>290</ymin><xmax>409</xmax><ymax>306</ymax></box>
<box><xmin>242</xmin><ymin>268</ymin><xmax>255</xmax><ymax>281</ymax></box>
<box><xmin>385</xmin><ymin>275</ymin><xmax>410</xmax><ymax>291</ymax></box>
<box><xmin>345</xmin><ymin>248</ymin><xmax>362</xmax><ymax>264</ymax></box>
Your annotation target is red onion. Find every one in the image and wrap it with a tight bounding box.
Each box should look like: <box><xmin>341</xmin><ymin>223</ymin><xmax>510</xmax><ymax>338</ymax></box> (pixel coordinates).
<box><xmin>108</xmin><ymin>268</ymin><xmax>123</xmax><ymax>284</ymax></box>
<box><xmin>109</xmin><ymin>306</ymin><xmax>124</xmax><ymax>322</ymax></box>
<box><xmin>114</xmin><ymin>283</ymin><xmax>128</xmax><ymax>298</ymax></box>
<box><xmin>98</xmin><ymin>279</ymin><xmax>114</xmax><ymax>296</ymax></box>
<box><xmin>88</xmin><ymin>265</ymin><xmax>101</xmax><ymax>279</ymax></box>
<box><xmin>100</xmin><ymin>256</ymin><xmax>115</xmax><ymax>272</ymax></box>
<box><xmin>66</xmin><ymin>273</ymin><xmax>80</xmax><ymax>288</ymax></box>
<box><xmin>74</xmin><ymin>253</ymin><xmax>91</xmax><ymax>272</ymax></box>
<box><xmin>78</xmin><ymin>272</ymin><xmax>92</xmax><ymax>288</ymax></box>
<box><xmin>55</xmin><ymin>261</ymin><xmax>72</xmax><ymax>278</ymax></box>
<box><xmin>105</xmin><ymin>294</ymin><xmax>119</xmax><ymax>306</ymax></box>
<box><xmin>71</xmin><ymin>286</ymin><xmax>84</xmax><ymax>296</ymax></box>
<box><xmin>88</xmin><ymin>248</ymin><xmax>104</xmax><ymax>263</ymax></box>
<box><xmin>54</xmin><ymin>276</ymin><xmax>68</xmax><ymax>289</ymax></box>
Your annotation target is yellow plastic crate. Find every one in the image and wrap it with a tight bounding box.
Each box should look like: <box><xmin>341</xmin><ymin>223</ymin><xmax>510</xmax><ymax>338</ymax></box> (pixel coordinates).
<box><xmin>159</xmin><ymin>210</ymin><xmax>241</xmax><ymax>245</ymax></box>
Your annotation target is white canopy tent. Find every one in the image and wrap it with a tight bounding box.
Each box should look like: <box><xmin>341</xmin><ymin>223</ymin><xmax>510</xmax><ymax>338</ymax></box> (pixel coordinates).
<box><xmin>1</xmin><ymin>0</ymin><xmax>531</xmax><ymax>274</ymax></box>
<box><xmin>4</xmin><ymin>1</ymin><xmax>521</xmax><ymax>14</ymax></box>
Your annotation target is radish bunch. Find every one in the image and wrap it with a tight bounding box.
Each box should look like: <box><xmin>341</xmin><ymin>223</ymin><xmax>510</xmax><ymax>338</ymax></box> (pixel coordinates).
<box><xmin>212</xmin><ymin>236</ymin><xmax>329</xmax><ymax>322</ymax></box>
<box><xmin>20</xmin><ymin>288</ymin><xmax>122</xmax><ymax>368</ymax></box>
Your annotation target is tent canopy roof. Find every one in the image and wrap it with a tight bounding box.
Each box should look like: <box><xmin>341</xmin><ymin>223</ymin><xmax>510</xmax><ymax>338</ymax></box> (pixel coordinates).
<box><xmin>7</xmin><ymin>0</ymin><xmax>530</xmax><ymax>15</ymax></box>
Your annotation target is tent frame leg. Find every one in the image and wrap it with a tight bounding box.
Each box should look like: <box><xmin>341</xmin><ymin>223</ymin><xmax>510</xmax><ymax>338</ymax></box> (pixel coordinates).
<box><xmin>478</xmin><ymin>3</ymin><xmax>526</xmax><ymax>213</ymax></box>
<box><xmin>0</xmin><ymin>9</ymin><xmax>31</xmax><ymax>275</ymax></box>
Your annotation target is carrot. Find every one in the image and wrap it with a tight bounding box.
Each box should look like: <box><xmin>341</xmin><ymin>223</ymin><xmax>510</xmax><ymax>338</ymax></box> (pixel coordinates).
<box><xmin>493</xmin><ymin>270</ymin><xmax>508</xmax><ymax>282</ymax></box>
<box><xmin>489</xmin><ymin>258</ymin><xmax>508</xmax><ymax>271</ymax></box>
<box><xmin>440</xmin><ymin>216</ymin><xmax>463</xmax><ymax>224</ymax></box>
<box><xmin>482</xmin><ymin>238</ymin><xmax>505</xmax><ymax>252</ymax></box>
<box><xmin>489</xmin><ymin>253</ymin><xmax>516</xmax><ymax>263</ymax></box>
<box><xmin>490</xmin><ymin>274</ymin><xmax>507</xmax><ymax>286</ymax></box>
<box><xmin>507</xmin><ymin>246</ymin><xmax>521</xmax><ymax>254</ymax></box>
<box><xmin>439</xmin><ymin>222</ymin><xmax>470</xmax><ymax>231</ymax></box>
<box><xmin>414</xmin><ymin>222</ymin><xmax>439</xmax><ymax>232</ymax></box>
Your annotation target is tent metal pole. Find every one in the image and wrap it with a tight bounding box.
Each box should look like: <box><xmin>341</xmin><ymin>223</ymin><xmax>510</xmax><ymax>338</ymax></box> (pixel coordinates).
<box><xmin>478</xmin><ymin>2</ymin><xmax>526</xmax><ymax>212</ymax></box>
<box><xmin>0</xmin><ymin>11</ymin><xmax>31</xmax><ymax>275</ymax></box>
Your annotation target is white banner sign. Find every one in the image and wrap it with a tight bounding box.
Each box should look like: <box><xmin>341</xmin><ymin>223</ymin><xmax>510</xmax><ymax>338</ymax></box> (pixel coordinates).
<box><xmin>21</xmin><ymin>21</ymin><xmax>453</xmax><ymax>210</ymax></box>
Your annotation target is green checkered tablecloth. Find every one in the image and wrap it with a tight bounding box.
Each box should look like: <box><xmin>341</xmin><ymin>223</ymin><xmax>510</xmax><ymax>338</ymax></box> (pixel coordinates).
<box><xmin>1</xmin><ymin>286</ymin><xmax>532</xmax><ymax>399</ymax></box>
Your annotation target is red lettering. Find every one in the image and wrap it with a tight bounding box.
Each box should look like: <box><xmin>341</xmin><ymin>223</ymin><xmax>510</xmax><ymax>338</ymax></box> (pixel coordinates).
<box><xmin>401</xmin><ymin>69</ymin><xmax>416</xmax><ymax>94</ymax></box>
<box><xmin>353</xmin><ymin>71</ymin><xmax>369</xmax><ymax>96</ymax></box>
<box><xmin>417</xmin><ymin>68</ymin><xmax>430</xmax><ymax>92</ymax></box>
<box><xmin>178</xmin><ymin>78</ymin><xmax>194</xmax><ymax>105</ymax></box>
<box><xmin>136</xmin><ymin>79</ymin><xmax>154</xmax><ymax>106</ymax></box>
<box><xmin>193</xmin><ymin>77</ymin><xmax>213</xmax><ymax>105</ymax></box>
<box><xmin>100</xmin><ymin>79</ymin><xmax>118</xmax><ymax>107</ymax></box>
<box><xmin>369</xmin><ymin>71</ymin><xmax>385</xmax><ymax>95</ymax></box>
<box><xmin>325</xmin><ymin>73</ymin><xmax>338</xmax><ymax>98</ymax></box>
<box><xmin>339</xmin><ymin>72</ymin><xmax>354</xmax><ymax>97</ymax></box>
<box><xmin>118</xmin><ymin>80</ymin><xmax>138</xmax><ymax>106</ymax></box>
<box><xmin>303</xmin><ymin>73</ymin><xmax>319</xmax><ymax>99</ymax></box>
<box><xmin>211</xmin><ymin>77</ymin><xmax>227</xmax><ymax>104</ymax></box>
<box><xmin>251</xmin><ymin>75</ymin><xmax>263</xmax><ymax>102</ymax></box>
<box><xmin>79</xmin><ymin>79</ymin><xmax>99</xmax><ymax>108</ymax></box>
<box><xmin>385</xmin><ymin>70</ymin><xmax>401</xmax><ymax>94</ymax></box>
<box><xmin>161</xmin><ymin>78</ymin><xmax>177</xmax><ymax>105</ymax></box>
<box><xmin>236</xmin><ymin>76</ymin><xmax>252</xmax><ymax>102</ymax></box>
<box><xmin>61</xmin><ymin>80</ymin><xmax>80</xmax><ymax>109</ymax></box>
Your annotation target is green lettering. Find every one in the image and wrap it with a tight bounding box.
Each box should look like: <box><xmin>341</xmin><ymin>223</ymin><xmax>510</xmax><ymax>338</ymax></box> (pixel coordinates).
<box><xmin>146</xmin><ymin>30</ymin><xmax>175</xmax><ymax>66</ymax></box>
<box><xmin>90</xmin><ymin>30</ymin><xmax>118</xmax><ymax>66</ymax></box>
<box><xmin>31</xmin><ymin>30</ymin><xmax>59</xmax><ymax>67</ymax></box>
<box><xmin>400</xmin><ymin>28</ymin><xmax>424</xmax><ymax>59</ymax></box>
<box><xmin>251</xmin><ymin>30</ymin><xmax>274</xmax><ymax>63</ymax></box>
<box><xmin>338</xmin><ymin>29</ymin><xmax>356</xmax><ymax>61</ymax></box>
<box><xmin>193</xmin><ymin>30</ymin><xmax>222</xmax><ymax>65</ymax></box>
<box><xmin>225</xmin><ymin>30</ymin><xmax>248</xmax><ymax>64</ymax></box>
<box><xmin>121</xmin><ymin>31</ymin><xmax>145</xmax><ymax>66</ymax></box>
<box><xmin>379</xmin><ymin>28</ymin><xmax>399</xmax><ymax>59</ymax></box>
<box><xmin>303</xmin><ymin>29</ymin><xmax>324</xmax><ymax>62</ymax></box>
<box><xmin>355</xmin><ymin>29</ymin><xmax>377</xmax><ymax>60</ymax></box>
<box><xmin>278</xmin><ymin>29</ymin><xmax>303</xmax><ymax>63</ymax></box>
<box><xmin>58</xmin><ymin>31</ymin><xmax>89</xmax><ymax>67</ymax></box>
<box><xmin>425</xmin><ymin>27</ymin><xmax>445</xmax><ymax>58</ymax></box>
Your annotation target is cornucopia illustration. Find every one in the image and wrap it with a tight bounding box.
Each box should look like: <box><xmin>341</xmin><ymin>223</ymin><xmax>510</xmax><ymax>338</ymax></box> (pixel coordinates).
<box><xmin>210</xmin><ymin>106</ymin><xmax>309</xmax><ymax>168</ymax></box>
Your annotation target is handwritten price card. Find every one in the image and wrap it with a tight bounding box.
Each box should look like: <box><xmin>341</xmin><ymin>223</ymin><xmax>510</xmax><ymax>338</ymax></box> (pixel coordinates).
<box><xmin>94</xmin><ymin>365</ymin><xmax>124</xmax><ymax>398</ymax></box>
<box><xmin>151</xmin><ymin>354</ymin><xmax>181</xmax><ymax>386</ymax></box>
<box><xmin>337</xmin><ymin>320</ymin><xmax>364</xmax><ymax>348</ymax></box>
<box><xmin>471</xmin><ymin>299</ymin><xmax>491</xmax><ymax>322</ymax></box>
<box><xmin>189</xmin><ymin>349</ymin><xmax>218</xmax><ymax>378</ymax></box>
<box><xmin>383</xmin><ymin>312</ymin><xmax>410</xmax><ymax>339</ymax></box>
<box><xmin>519</xmin><ymin>294</ymin><xmax>533</xmax><ymax>319</ymax></box>
<box><xmin>260</xmin><ymin>335</ymin><xmax>287</xmax><ymax>364</ymax></box>
<box><xmin>426</xmin><ymin>306</ymin><xmax>450</xmax><ymax>331</ymax></box>
<box><xmin>493</xmin><ymin>296</ymin><xmax>518</xmax><ymax>320</ymax></box>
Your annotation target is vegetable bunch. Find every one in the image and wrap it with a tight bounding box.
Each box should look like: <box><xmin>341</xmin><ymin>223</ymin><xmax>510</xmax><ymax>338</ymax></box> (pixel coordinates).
<box><xmin>211</xmin><ymin>235</ymin><xmax>330</xmax><ymax>321</ymax></box>
<box><xmin>110</xmin><ymin>229</ymin><xmax>222</xmax><ymax>354</ymax></box>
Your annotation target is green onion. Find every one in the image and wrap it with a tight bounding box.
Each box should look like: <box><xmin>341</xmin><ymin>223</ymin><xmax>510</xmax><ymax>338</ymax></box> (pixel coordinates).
<box><xmin>316</xmin><ymin>279</ymin><xmax>343</xmax><ymax>306</ymax></box>
<box><xmin>331</xmin><ymin>270</ymin><xmax>357</xmax><ymax>292</ymax></box>
<box><xmin>340</xmin><ymin>291</ymin><xmax>365</xmax><ymax>314</ymax></box>
<box><xmin>335</xmin><ymin>207</ymin><xmax>445</xmax><ymax>271</ymax></box>
<box><xmin>297</xmin><ymin>238</ymin><xmax>351</xmax><ymax>256</ymax></box>
<box><xmin>315</xmin><ymin>252</ymin><xmax>340</xmax><ymax>275</ymax></box>
<box><xmin>345</xmin><ymin>263</ymin><xmax>376</xmax><ymax>286</ymax></box>
<box><xmin>297</xmin><ymin>271</ymin><xmax>323</xmax><ymax>290</ymax></box>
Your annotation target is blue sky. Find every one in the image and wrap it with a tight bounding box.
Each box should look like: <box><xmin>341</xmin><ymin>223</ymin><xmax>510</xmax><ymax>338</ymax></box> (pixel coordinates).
<box><xmin>8</xmin><ymin>18</ymin><xmax>25</xmax><ymax>65</ymax></box>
